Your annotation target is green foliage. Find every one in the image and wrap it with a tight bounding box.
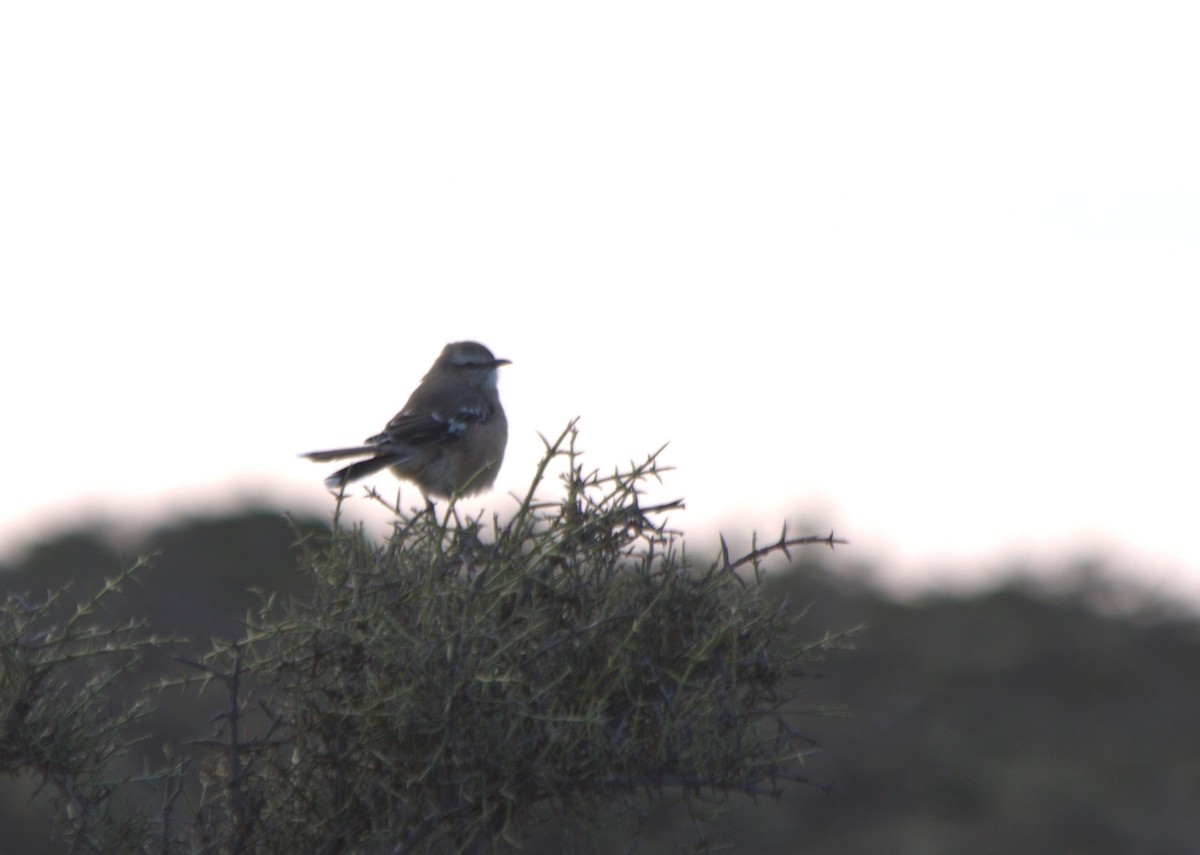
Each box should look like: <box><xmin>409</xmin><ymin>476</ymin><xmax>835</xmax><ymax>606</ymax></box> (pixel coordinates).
<box><xmin>0</xmin><ymin>563</ymin><xmax>171</xmax><ymax>852</ymax></box>
<box><xmin>0</xmin><ymin>423</ymin><xmax>847</xmax><ymax>854</ymax></box>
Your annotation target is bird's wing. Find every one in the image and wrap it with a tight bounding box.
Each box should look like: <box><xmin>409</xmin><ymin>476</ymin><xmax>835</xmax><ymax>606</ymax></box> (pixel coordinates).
<box><xmin>368</xmin><ymin>400</ymin><xmax>494</xmax><ymax>449</ymax></box>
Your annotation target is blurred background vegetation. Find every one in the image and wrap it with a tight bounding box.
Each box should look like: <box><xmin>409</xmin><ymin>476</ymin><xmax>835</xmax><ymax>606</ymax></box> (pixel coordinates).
<box><xmin>2</xmin><ymin>509</ymin><xmax>1197</xmax><ymax>854</ymax></box>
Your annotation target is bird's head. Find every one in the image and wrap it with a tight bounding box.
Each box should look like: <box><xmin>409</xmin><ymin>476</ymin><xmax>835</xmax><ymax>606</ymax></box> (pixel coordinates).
<box><xmin>432</xmin><ymin>341</ymin><xmax>511</xmax><ymax>387</ymax></box>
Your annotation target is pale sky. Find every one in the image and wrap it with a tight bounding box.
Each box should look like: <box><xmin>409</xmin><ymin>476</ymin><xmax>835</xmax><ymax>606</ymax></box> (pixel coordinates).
<box><xmin>3</xmin><ymin>3</ymin><xmax>1198</xmax><ymax>606</ymax></box>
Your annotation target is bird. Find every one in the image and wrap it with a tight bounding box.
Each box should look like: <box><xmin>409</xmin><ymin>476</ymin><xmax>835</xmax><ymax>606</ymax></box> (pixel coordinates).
<box><xmin>301</xmin><ymin>341</ymin><xmax>510</xmax><ymax>500</ymax></box>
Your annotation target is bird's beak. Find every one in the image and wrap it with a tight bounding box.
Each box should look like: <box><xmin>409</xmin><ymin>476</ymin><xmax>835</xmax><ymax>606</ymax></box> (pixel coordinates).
<box><xmin>494</xmin><ymin>358</ymin><xmax>512</xmax><ymax>367</ymax></box>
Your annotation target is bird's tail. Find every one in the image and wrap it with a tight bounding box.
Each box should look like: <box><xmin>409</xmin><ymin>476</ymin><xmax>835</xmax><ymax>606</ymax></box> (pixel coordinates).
<box><xmin>322</xmin><ymin>456</ymin><xmax>397</xmax><ymax>491</ymax></box>
<box><xmin>299</xmin><ymin>445</ymin><xmax>376</xmax><ymax>462</ymax></box>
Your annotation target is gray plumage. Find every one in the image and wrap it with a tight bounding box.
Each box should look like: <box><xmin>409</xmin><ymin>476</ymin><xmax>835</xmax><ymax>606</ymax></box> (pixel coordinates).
<box><xmin>301</xmin><ymin>341</ymin><xmax>510</xmax><ymax>499</ymax></box>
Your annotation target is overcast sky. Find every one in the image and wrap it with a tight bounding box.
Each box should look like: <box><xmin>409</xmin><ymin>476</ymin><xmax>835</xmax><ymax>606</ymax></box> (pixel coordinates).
<box><xmin>3</xmin><ymin>3</ymin><xmax>1197</xmax><ymax>605</ymax></box>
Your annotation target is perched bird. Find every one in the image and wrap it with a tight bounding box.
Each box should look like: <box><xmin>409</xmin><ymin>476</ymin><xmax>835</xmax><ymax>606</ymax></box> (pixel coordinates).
<box><xmin>301</xmin><ymin>341</ymin><xmax>510</xmax><ymax>499</ymax></box>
